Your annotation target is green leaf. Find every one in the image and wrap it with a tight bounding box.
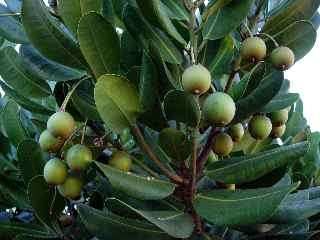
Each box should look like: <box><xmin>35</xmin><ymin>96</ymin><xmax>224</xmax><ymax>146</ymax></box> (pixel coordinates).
<box><xmin>311</xmin><ymin>12</ymin><xmax>320</xmax><ymax>30</ymax></box>
<box><xmin>205</xmin><ymin>142</ymin><xmax>309</xmax><ymax>184</ymax></box>
<box><xmin>163</xmin><ymin>90</ymin><xmax>201</xmax><ymax>127</ymax></box>
<box><xmin>120</xmin><ymin>31</ymin><xmax>142</xmax><ymax>70</ymax></box>
<box><xmin>262</xmin><ymin>0</ymin><xmax>320</xmax><ymax>35</ymax></box>
<box><xmin>21</xmin><ymin>0</ymin><xmax>87</xmax><ymax>70</ymax></box>
<box><xmin>272</xmin><ymin>20</ymin><xmax>317</xmax><ymax>61</ymax></box>
<box><xmin>233</xmin><ymin>69</ymin><xmax>284</xmax><ymax>123</ymax></box>
<box><xmin>28</xmin><ymin>175</ymin><xmax>66</xmax><ymax>229</ymax></box>
<box><xmin>261</xmin><ymin>93</ymin><xmax>299</xmax><ymax>113</ymax></box>
<box><xmin>58</xmin><ymin>0</ymin><xmax>102</xmax><ymax>36</ymax></box>
<box><xmin>94</xmin><ymin>74</ymin><xmax>141</xmax><ymax>134</ymax></box>
<box><xmin>123</xmin><ymin>5</ymin><xmax>183</xmax><ymax>64</ymax></box>
<box><xmin>1</xmin><ymin>100</ymin><xmax>27</xmax><ymax>147</ymax></box>
<box><xmin>4</xmin><ymin>0</ymin><xmax>22</xmax><ymax>12</ymax></box>
<box><xmin>95</xmin><ymin>161</ymin><xmax>176</xmax><ymax>200</ymax></box>
<box><xmin>78</xmin><ymin>12</ymin><xmax>120</xmax><ymax>78</ymax></box>
<box><xmin>202</xmin><ymin>0</ymin><xmax>254</xmax><ymax>40</ymax></box>
<box><xmin>20</xmin><ymin>44</ymin><xmax>85</xmax><ymax>82</ymax></box>
<box><xmin>0</xmin><ymin>47</ymin><xmax>51</xmax><ymax>98</ymax></box>
<box><xmin>106</xmin><ymin>198</ymin><xmax>194</xmax><ymax>238</ymax></box>
<box><xmin>17</xmin><ymin>140</ymin><xmax>45</xmax><ymax>185</ymax></box>
<box><xmin>161</xmin><ymin>0</ymin><xmax>189</xmax><ymax>21</ymax></box>
<box><xmin>0</xmin><ymin>4</ymin><xmax>28</xmax><ymax>43</ymax></box>
<box><xmin>136</xmin><ymin>0</ymin><xmax>186</xmax><ymax>45</ymax></box>
<box><xmin>78</xmin><ymin>204</ymin><xmax>172</xmax><ymax>240</ymax></box>
<box><xmin>194</xmin><ymin>183</ymin><xmax>299</xmax><ymax>226</ymax></box>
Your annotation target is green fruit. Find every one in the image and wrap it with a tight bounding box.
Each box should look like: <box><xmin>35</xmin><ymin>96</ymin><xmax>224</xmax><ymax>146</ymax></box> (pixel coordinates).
<box><xmin>47</xmin><ymin>112</ymin><xmax>75</xmax><ymax>139</ymax></box>
<box><xmin>66</xmin><ymin>144</ymin><xmax>93</xmax><ymax>171</ymax></box>
<box><xmin>271</xmin><ymin>46</ymin><xmax>295</xmax><ymax>70</ymax></box>
<box><xmin>203</xmin><ymin>92</ymin><xmax>236</xmax><ymax>126</ymax></box>
<box><xmin>271</xmin><ymin>125</ymin><xmax>286</xmax><ymax>139</ymax></box>
<box><xmin>228</xmin><ymin>123</ymin><xmax>245</xmax><ymax>142</ymax></box>
<box><xmin>212</xmin><ymin>133</ymin><xmax>234</xmax><ymax>156</ymax></box>
<box><xmin>58</xmin><ymin>176</ymin><xmax>83</xmax><ymax>200</ymax></box>
<box><xmin>109</xmin><ymin>151</ymin><xmax>132</xmax><ymax>172</ymax></box>
<box><xmin>248</xmin><ymin>115</ymin><xmax>272</xmax><ymax>140</ymax></box>
<box><xmin>43</xmin><ymin>158</ymin><xmax>68</xmax><ymax>185</ymax></box>
<box><xmin>240</xmin><ymin>37</ymin><xmax>267</xmax><ymax>61</ymax></box>
<box><xmin>207</xmin><ymin>150</ymin><xmax>218</xmax><ymax>164</ymax></box>
<box><xmin>182</xmin><ymin>64</ymin><xmax>211</xmax><ymax>95</ymax></box>
<box><xmin>39</xmin><ymin>130</ymin><xmax>63</xmax><ymax>153</ymax></box>
<box><xmin>268</xmin><ymin>109</ymin><xmax>289</xmax><ymax>126</ymax></box>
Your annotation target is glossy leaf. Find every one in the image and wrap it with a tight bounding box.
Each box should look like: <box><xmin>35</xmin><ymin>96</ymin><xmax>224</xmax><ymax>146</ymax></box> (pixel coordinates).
<box><xmin>78</xmin><ymin>204</ymin><xmax>172</xmax><ymax>240</ymax></box>
<box><xmin>78</xmin><ymin>12</ymin><xmax>120</xmax><ymax>78</ymax></box>
<box><xmin>261</xmin><ymin>93</ymin><xmax>299</xmax><ymax>113</ymax></box>
<box><xmin>161</xmin><ymin>0</ymin><xmax>189</xmax><ymax>21</ymax></box>
<box><xmin>194</xmin><ymin>183</ymin><xmax>299</xmax><ymax>226</ymax></box>
<box><xmin>205</xmin><ymin>142</ymin><xmax>309</xmax><ymax>184</ymax></box>
<box><xmin>94</xmin><ymin>74</ymin><xmax>141</xmax><ymax>134</ymax></box>
<box><xmin>21</xmin><ymin>0</ymin><xmax>87</xmax><ymax>70</ymax></box>
<box><xmin>95</xmin><ymin>161</ymin><xmax>176</xmax><ymax>200</ymax></box>
<box><xmin>163</xmin><ymin>90</ymin><xmax>201</xmax><ymax>127</ymax></box>
<box><xmin>0</xmin><ymin>47</ymin><xmax>51</xmax><ymax>98</ymax></box>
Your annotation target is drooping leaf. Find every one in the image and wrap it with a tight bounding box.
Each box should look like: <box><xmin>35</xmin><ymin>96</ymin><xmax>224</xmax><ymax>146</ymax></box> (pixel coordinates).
<box><xmin>261</xmin><ymin>93</ymin><xmax>299</xmax><ymax>113</ymax></box>
<box><xmin>0</xmin><ymin>47</ymin><xmax>51</xmax><ymax>98</ymax></box>
<box><xmin>161</xmin><ymin>0</ymin><xmax>189</xmax><ymax>21</ymax></box>
<box><xmin>194</xmin><ymin>183</ymin><xmax>299</xmax><ymax>226</ymax></box>
<box><xmin>95</xmin><ymin>161</ymin><xmax>176</xmax><ymax>200</ymax></box>
<box><xmin>78</xmin><ymin>12</ymin><xmax>120</xmax><ymax>78</ymax></box>
<box><xmin>21</xmin><ymin>0</ymin><xmax>87</xmax><ymax>70</ymax></box>
<box><xmin>163</xmin><ymin>90</ymin><xmax>201</xmax><ymax>127</ymax></box>
<box><xmin>94</xmin><ymin>74</ymin><xmax>141</xmax><ymax>134</ymax></box>
<box><xmin>205</xmin><ymin>142</ymin><xmax>309</xmax><ymax>184</ymax></box>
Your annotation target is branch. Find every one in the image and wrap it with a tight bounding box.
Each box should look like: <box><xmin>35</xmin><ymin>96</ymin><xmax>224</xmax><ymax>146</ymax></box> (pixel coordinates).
<box><xmin>224</xmin><ymin>57</ymin><xmax>242</xmax><ymax>93</ymax></box>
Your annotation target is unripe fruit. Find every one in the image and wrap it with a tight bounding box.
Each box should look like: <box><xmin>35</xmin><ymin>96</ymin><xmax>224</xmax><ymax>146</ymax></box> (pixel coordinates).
<box><xmin>212</xmin><ymin>133</ymin><xmax>234</xmax><ymax>156</ymax></box>
<box><xmin>203</xmin><ymin>92</ymin><xmax>236</xmax><ymax>126</ymax></box>
<box><xmin>207</xmin><ymin>150</ymin><xmax>218</xmax><ymax>164</ymax></box>
<box><xmin>66</xmin><ymin>144</ymin><xmax>93</xmax><ymax>172</ymax></box>
<box><xmin>182</xmin><ymin>64</ymin><xmax>211</xmax><ymax>95</ymax></box>
<box><xmin>271</xmin><ymin>125</ymin><xmax>286</xmax><ymax>139</ymax></box>
<box><xmin>268</xmin><ymin>109</ymin><xmax>289</xmax><ymax>127</ymax></box>
<box><xmin>240</xmin><ymin>37</ymin><xmax>267</xmax><ymax>61</ymax></box>
<box><xmin>248</xmin><ymin>115</ymin><xmax>272</xmax><ymax>140</ymax></box>
<box><xmin>271</xmin><ymin>46</ymin><xmax>295</xmax><ymax>70</ymax></box>
<box><xmin>109</xmin><ymin>151</ymin><xmax>132</xmax><ymax>172</ymax></box>
<box><xmin>43</xmin><ymin>158</ymin><xmax>68</xmax><ymax>185</ymax></box>
<box><xmin>47</xmin><ymin>112</ymin><xmax>75</xmax><ymax>139</ymax></box>
<box><xmin>39</xmin><ymin>130</ymin><xmax>62</xmax><ymax>153</ymax></box>
<box><xmin>58</xmin><ymin>176</ymin><xmax>83</xmax><ymax>200</ymax></box>
<box><xmin>228</xmin><ymin>123</ymin><xmax>245</xmax><ymax>142</ymax></box>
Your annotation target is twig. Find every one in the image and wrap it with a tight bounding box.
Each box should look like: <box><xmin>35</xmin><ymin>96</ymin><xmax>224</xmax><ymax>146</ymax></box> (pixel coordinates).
<box><xmin>81</xmin><ymin>119</ymin><xmax>88</xmax><ymax>145</ymax></box>
<box><xmin>224</xmin><ymin>57</ymin><xmax>242</xmax><ymax>93</ymax></box>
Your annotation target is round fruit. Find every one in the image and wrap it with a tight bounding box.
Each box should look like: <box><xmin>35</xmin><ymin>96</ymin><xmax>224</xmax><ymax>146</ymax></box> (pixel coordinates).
<box><xmin>248</xmin><ymin>115</ymin><xmax>272</xmax><ymax>140</ymax></box>
<box><xmin>228</xmin><ymin>123</ymin><xmax>245</xmax><ymax>142</ymax></box>
<box><xmin>109</xmin><ymin>151</ymin><xmax>132</xmax><ymax>172</ymax></box>
<box><xmin>39</xmin><ymin>130</ymin><xmax>62</xmax><ymax>153</ymax></box>
<box><xmin>212</xmin><ymin>133</ymin><xmax>234</xmax><ymax>156</ymax></box>
<box><xmin>43</xmin><ymin>158</ymin><xmax>68</xmax><ymax>185</ymax></box>
<box><xmin>203</xmin><ymin>92</ymin><xmax>236</xmax><ymax>126</ymax></box>
<box><xmin>47</xmin><ymin>112</ymin><xmax>75</xmax><ymax>139</ymax></box>
<box><xmin>58</xmin><ymin>176</ymin><xmax>83</xmax><ymax>200</ymax></box>
<box><xmin>66</xmin><ymin>144</ymin><xmax>93</xmax><ymax>171</ymax></box>
<box><xmin>271</xmin><ymin>46</ymin><xmax>295</xmax><ymax>70</ymax></box>
<box><xmin>271</xmin><ymin>125</ymin><xmax>286</xmax><ymax>139</ymax></box>
<box><xmin>182</xmin><ymin>64</ymin><xmax>211</xmax><ymax>95</ymax></box>
<box><xmin>240</xmin><ymin>37</ymin><xmax>267</xmax><ymax>61</ymax></box>
<box><xmin>268</xmin><ymin>109</ymin><xmax>289</xmax><ymax>127</ymax></box>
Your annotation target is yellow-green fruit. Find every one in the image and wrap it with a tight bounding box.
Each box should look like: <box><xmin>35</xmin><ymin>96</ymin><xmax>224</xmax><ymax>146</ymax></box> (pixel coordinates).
<box><xmin>228</xmin><ymin>123</ymin><xmax>245</xmax><ymax>142</ymax></box>
<box><xmin>58</xmin><ymin>176</ymin><xmax>83</xmax><ymax>200</ymax></box>
<box><xmin>203</xmin><ymin>92</ymin><xmax>236</xmax><ymax>126</ymax></box>
<box><xmin>109</xmin><ymin>151</ymin><xmax>132</xmax><ymax>172</ymax></box>
<box><xmin>39</xmin><ymin>130</ymin><xmax>62</xmax><ymax>153</ymax></box>
<box><xmin>271</xmin><ymin>46</ymin><xmax>295</xmax><ymax>70</ymax></box>
<box><xmin>212</xmin><ymin>133</ymin><xmax>234</xmax><ymax>156</ymax></box>
<box><xmin>248</xmin><ymin>115</ymin><xmax>272</xmax><ymax>140</ymax></box>
<box><xmin>240</xmin><ymin>37</ymin><xmax>267</xmax><ymax>61</ymax></box>
<box><xmin>271</xmin><ymin>125</ymin><xmax>286</xmax><ymax>139</ymax></box>
<box><xmin>47</xmin><ymin>112</ymin><xmax>75</xmax><ymax>139</ymax></box>
<box><xmin>182</xmin><ymin>64</ymin><xmax>211</xmax><ymax>95</ymax></box>
<box><xmin>268</xmin><ymin>109</ymin><xmax>289</xmax><ymax>127</ymax></box>
<box><xmin>43</xmin><ymin>158</ymin><xmax>68</xmax><ymax>185</ymax></box>
<box><xmin>66</xmin><ymin>144</ymin><xmax>93</xmax><ymax>171</ymax></box>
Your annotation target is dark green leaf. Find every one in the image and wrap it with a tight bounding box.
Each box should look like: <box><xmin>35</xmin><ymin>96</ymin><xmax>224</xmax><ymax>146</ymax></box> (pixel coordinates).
<box><xmin>4</xmin><ymin>0</ymin><xmax>22</xmax><ymax>12</ymax></box>
<box><xmin>161</xmin><ymin>0</ymin><xmax>189</xmax><ymax>21</ymax></box>
<box><xmin>261</xmin><ymin>93</ymin><xmax>299</xmax><ymax>113</ymax></box>
<box><xmin>120</xmin><ymin>31</ymin><xmax>142</xmax><ymax>70</ymax></box>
